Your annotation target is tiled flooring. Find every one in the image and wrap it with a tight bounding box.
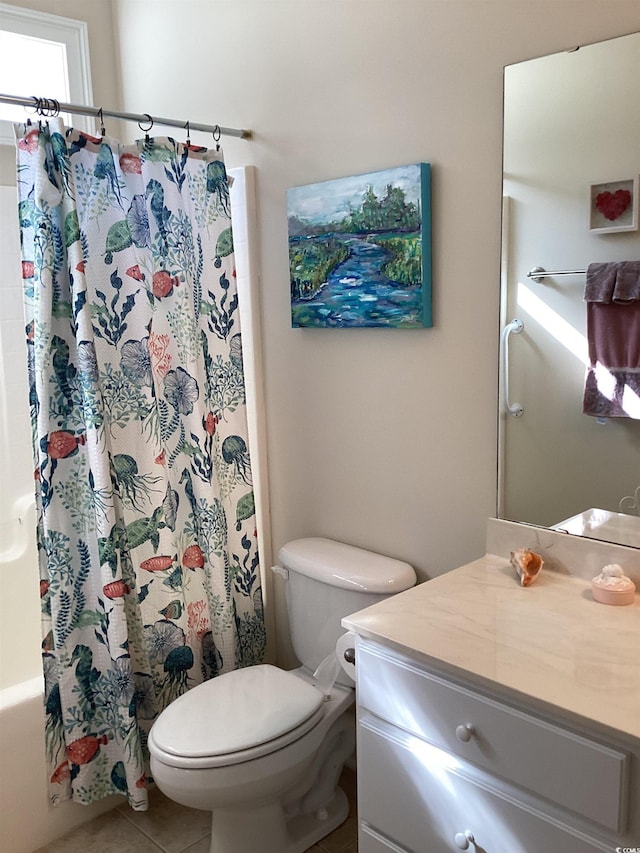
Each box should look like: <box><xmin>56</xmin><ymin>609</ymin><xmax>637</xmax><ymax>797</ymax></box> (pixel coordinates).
<box><xmin>33</xmin><ymin>768</ymin><xmax>358</xmax><ymax>853</ymax></box>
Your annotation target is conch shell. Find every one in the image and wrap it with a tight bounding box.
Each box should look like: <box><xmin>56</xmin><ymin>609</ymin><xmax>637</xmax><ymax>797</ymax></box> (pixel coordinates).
<box><xmin>510</xmin><ymin>547</ymin><xmax>544</xmax><ymax>587</ymax></box>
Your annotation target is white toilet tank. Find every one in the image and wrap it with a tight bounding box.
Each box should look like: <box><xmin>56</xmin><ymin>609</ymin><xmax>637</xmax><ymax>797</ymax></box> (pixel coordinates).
<box><xmin>276</xmin><ymin>538</ymin><xmax>416</xmax><ymax>676</ymax></box>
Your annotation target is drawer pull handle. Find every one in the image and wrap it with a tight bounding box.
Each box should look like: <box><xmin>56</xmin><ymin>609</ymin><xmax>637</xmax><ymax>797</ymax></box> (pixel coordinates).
<box><xmin>455</xmin><ymin>724</ymin><xmax>475</xmax><ymax>743</ymax></box>
<box><xmin>454</xmin><ymin>830</ymin><xmax>475</xmax><ymax>849</ymax></box>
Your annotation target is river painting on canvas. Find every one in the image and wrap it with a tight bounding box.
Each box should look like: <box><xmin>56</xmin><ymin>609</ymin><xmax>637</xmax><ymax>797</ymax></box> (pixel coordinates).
<box><xmin>287</xmin><ymin>163</ymin><xmax>432</xmax><ymax>328</ymax></box>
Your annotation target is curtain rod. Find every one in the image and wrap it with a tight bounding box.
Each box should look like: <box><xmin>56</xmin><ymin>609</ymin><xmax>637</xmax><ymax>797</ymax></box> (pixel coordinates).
<box><xmin>0</xmin><ymin>93</ymin><xmax>252</xmax><ymax>140</ymax></box>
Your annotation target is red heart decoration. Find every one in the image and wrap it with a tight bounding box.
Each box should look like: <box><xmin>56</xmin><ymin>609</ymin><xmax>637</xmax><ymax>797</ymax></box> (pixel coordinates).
<box><xmin>595</xmin><ymin>189</ymin><xmax>631</xmax><ymax>221</ymax></box>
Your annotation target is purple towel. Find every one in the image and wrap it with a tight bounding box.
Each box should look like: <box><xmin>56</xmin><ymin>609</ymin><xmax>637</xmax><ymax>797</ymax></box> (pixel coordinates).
<box><xmin>584</xmin><ymin>260</ymin><xmax>640</xmax><ymax>303</ymax></box>
<box><xmin>583</xmin><ymin>261</ymin><xmax>640</xmax><ymax>419</ymax></box>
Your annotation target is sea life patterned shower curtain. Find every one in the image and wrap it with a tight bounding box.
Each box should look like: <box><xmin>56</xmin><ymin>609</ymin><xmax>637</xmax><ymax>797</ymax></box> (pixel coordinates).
<box><xmin>15</xmin><ymin>118</ymin><xmax>265</xmax><ymax>810</ymax></box>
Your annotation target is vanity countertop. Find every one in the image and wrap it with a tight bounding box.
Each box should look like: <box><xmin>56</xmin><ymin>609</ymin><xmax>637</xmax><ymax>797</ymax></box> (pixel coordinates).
<box><xmin>343</xmin><ymin>554</ymin><xmax>640</xmax><ymax>742</ymax></box>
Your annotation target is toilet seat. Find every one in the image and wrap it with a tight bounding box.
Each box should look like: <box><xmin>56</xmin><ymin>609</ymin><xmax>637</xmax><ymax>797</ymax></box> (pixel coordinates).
<box><xmin>149</xmin><ymin>664</ymin><xmax>326</xmax><ymax>769</ymax></box>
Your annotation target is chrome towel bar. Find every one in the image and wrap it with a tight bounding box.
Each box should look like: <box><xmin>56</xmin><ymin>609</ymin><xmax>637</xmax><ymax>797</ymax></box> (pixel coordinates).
<box><xmin>527</xmin><ymin>266</ymin><xmax>586</xmax><ymax>281</ymax></box>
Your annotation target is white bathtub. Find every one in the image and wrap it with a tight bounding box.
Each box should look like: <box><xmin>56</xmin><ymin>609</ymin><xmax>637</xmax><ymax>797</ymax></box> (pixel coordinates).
<box><xmin>0</xmin><ymin>496</ymin><xmax>42</xmax><ymax>690</ymax></box>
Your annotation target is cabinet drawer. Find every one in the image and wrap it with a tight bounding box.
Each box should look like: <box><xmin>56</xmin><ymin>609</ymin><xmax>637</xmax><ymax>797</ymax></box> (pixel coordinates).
<box><xmin>359</xmin><ymin>715</ymin><xmax>611</xmax><ymax>853</ymax></box>
<box><xmin>360</xmin><ymin>825</ymin><xmax>410</xmax><ymax>853</ymax></box>
<box><xmin>357</xmin><ymin>640</ymin><xmax>628</xmax><ymax>832</ymax></box>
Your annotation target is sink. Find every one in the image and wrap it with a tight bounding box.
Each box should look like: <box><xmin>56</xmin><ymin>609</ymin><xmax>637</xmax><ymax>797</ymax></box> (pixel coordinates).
<box><xmin>552</xmin><ymin>508</ymin><xmax>640</xmax><ymax>548</ymax></box>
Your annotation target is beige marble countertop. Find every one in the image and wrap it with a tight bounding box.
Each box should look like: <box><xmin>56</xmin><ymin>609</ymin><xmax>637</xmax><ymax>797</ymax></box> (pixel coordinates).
<box><xmin>343</xmin><ymin>554</ymin><xmax>640</xmax><ymax>742</ymax></box>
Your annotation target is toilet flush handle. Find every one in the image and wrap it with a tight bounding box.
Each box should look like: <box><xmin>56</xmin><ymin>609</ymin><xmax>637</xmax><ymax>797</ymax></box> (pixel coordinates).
<box><xmin>343</xmin><ymin>648</ymin><xmax>356</xmax><ymax>666</ymax></box>
<box><xmin>271</xmin><ymin>565</ymin><xmax>289</xmax><ymax>580</ymax></box>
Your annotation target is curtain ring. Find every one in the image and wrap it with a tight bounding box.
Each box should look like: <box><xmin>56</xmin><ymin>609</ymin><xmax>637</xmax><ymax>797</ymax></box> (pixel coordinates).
<box><xmin>184</xmin><ymin>120</ymin><xmax>191</xmax><ymax>148</ymax></box>
<box><xmin>138</xmin><ymin>113</ymin><xmax>153</xmax><ymax>133</ymax></box>
<box><xmin>212</xmin><ymin>124</ymin><xmax>221</xmax><ymax>151</ymax></box>
<box><xmin>26</xmin><ymin>96</ymin><xmax>40</xmax><ymax>116</ymax></box>
<box><xmin>41</xmin><ymin>98</ymin><xmax>60</xmax><ymax>117</ymax></box>
<box><xmin>34</xmin><ymin>97</ymin><xmax>55</xmax><ymax>118</ymax></box>
<box><xmin>138</xmin><ymin>113</ymin><xmax>153</xmax><ymax>144</ymax></box>
<box><xmin>98</xmin><ymin>107</ymin><xmax>106</xmax><ymax>137</ymax></box>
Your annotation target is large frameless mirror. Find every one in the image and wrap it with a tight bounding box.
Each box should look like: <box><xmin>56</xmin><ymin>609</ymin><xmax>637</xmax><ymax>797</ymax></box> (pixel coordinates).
<box><xmin>498</xmin><ymin>32</ymin><xmax>640</xmax><ymax>548</ymax></box>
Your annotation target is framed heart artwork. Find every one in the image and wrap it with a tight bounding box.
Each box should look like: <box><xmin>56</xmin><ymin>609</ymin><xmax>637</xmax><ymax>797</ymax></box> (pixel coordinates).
<box><xmin>589</xmin><ymin>176</ymin><xmax>639</xmax><ymax>233</ymax></box>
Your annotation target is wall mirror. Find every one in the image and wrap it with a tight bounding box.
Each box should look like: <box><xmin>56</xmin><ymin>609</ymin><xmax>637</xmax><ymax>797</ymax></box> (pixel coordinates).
<box><xmin>499</xmin><ymin>31</ymin><xmax>640</xmax><ymax>548</ymax></box>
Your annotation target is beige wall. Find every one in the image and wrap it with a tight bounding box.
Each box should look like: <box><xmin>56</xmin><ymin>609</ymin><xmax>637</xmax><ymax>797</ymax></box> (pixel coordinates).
<box><xmin>112</xmin><ymin>0</ymin><xmax>640</xmax><ymax>666</ymax></box>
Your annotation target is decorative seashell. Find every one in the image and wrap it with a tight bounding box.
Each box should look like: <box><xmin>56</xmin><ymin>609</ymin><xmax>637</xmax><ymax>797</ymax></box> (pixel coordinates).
<box><xmin>510</xmin><ymin>547</ymin><xmax>544</xmax><ymax>587</ymax></box>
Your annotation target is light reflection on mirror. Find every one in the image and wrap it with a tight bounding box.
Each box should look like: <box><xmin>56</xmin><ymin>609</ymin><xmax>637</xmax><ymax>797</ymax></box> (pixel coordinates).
<box><xmin>516</xmin><ymin>283</ymin><xmax>588</xmax><ymax>366</ymax></box>
<box><xmin>518</xmin><ymin>282</ymin><xmax>640</xmax><ymax>417</ymax></box>
<box><xmin>499</xmin><ymin>32</ymin><xmax>640</xmax><ymax>549</ymax></box>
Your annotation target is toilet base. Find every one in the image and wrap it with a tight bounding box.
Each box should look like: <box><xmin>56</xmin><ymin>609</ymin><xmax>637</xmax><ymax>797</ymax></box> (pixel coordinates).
<box><xmin>208</xmin><ymin>786</ymin><xmax>349</xmax><ymax>853</ymax></box>
<box><xmin>285</xmin><ymin>786</ymin><xmax>349</xmax><ymax>853</ymax></box>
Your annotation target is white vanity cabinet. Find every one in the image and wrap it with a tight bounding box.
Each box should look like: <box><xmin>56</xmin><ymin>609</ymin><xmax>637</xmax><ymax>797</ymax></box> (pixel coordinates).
<box><xmin>354</xmin><ymin>638</ymin><xmax>637</xmax><ymax>853</ymax></box>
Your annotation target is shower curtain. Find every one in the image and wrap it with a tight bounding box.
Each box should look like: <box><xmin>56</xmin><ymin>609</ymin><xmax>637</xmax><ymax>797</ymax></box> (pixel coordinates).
<box><xmin>15</xmin><ymin>119</ymin><xmax>265</xmax><ymax>810</ymax></box>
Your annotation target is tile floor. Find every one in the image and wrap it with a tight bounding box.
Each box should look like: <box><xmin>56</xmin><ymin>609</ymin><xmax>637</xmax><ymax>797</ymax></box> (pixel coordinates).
<box><xmin>33</xmin><ymin>769</ymin><xmax>358</xmax><ymax>853</ymax></box>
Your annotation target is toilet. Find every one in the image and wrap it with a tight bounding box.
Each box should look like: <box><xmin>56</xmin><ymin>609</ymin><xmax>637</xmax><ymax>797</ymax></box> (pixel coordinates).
<box><xmin>148</xmin><ymin>537</ymin><xmax>416</xmax><ymax>853</ymax></box>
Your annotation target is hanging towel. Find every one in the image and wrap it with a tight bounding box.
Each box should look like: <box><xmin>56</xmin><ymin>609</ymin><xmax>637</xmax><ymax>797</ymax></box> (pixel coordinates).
<box><xmin>583</xmin><ymin>261</ymin><xmax>640</xmax><ymax>419</ymax></box>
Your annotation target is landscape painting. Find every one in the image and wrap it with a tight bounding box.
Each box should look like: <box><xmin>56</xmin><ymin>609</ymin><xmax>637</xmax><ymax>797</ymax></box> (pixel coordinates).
<box><xmin>287</xmin><ymin>163</ymin><xmax>432</xmax><ymax>328</ymax></box>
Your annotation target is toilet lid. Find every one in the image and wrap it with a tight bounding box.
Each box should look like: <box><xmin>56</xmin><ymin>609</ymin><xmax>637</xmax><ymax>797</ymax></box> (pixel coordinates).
<box><xmin>150</xmin><ymin>664</ymin><xmax>325</xmax><ymax>758</ymax></box>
